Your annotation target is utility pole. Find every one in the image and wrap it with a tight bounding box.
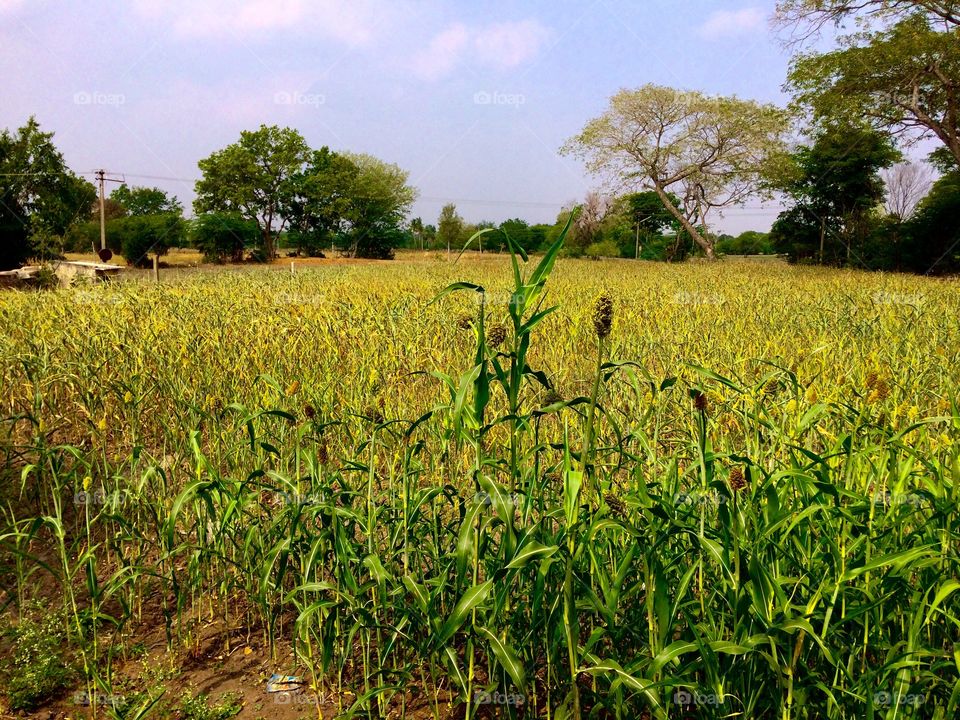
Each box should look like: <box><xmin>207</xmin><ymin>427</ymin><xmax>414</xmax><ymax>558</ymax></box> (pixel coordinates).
<box><xmin>96</xmin><ymin>169</ymin><xmax>106</xmax><ymax>252</ymax></box>
<box><xmin>635</xmin><ymin>222</ymin><xmax>640</xmax><ymax>259</ymax></box>
<box><xmin>94</xmin><ymin>169</ymin><xmax>124</xmax><ymax>261</ymax></box>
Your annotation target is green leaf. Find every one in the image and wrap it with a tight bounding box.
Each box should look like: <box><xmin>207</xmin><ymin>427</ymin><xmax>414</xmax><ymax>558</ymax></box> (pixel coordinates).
<box><xmin>428</xmin><ymin>281</ymin><xmax>484</xmax><ymax>307</ymax></box>
<box><xmin>926</xmin><ymin>580</ymin><xmax>960</xmax><ymax>626</ymax></box>
<box><xmin>506</xmin><ymin>540</ymin><xmax>559</xmax><ymax>570</ymax></box>
<box><xmin>437</xmin><ymin>580</ymin><xmax>493</xmax><ymax>645</ymax></box>
<box><xmin>477</xmin><ymin>626</ymin><xmax>527</xmax><ymax>691</ymax></box>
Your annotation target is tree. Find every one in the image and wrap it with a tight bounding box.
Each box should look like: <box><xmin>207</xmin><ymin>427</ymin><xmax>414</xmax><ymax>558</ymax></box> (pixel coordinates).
<box><xmin>341</xmin><ymin>152</ymin><xmax>417</xmax><ymax>259</ymax></box>
<box><xmin>111</xmin><ymin>214</ymin><xmax>186</xmax><ymax>268</ymax></box>
<box><xmin>786</xmin><ymin>13</ymin><xmax>960</xmax><ymax>166</ymax></box>
<box><xmin>883</xmin><ymin>161</ymin><xmax>934</xmax><ymax>220</ymax></box>
<box><xmin>776</xmin><ymin>0</ymin><xmax>959</xmax><ymax>42</ymax></box>
<box><xmin>409</xmin><ymin>217</ymin><xmax>425</xmax><ymax>249</ymax></box>
<box><xmin>562</xmin><ymin>85</ymin><xmax>788</xmax><ymax>259</ymax></box>
<box><xmin>194</xmin><ymin>125</ymin><xmax>310</xmax><ymax>259</ymax></box>
<box><xmin>281</xmin><ymin>147</ymin><xmax>358</xmax><ymax>256</ymax></box>
<box><xmin>0</xmin><ymin>117</ymin><xmax>95</xmax><ymax>268</ymax></box>
<box><xmin>437</xmin><ymin>203</ymin><xmax>464</xmax><ymax>257</ymax></box>
<box><xmin>191</xmin><ymin>213</ymin><xmax>261</xmax><ymax>263</ymax></box>
<box><xmin>716</xmin><ymin>230</ymin><xmax>774</xmax><ymax>255</ymax></box>
<box><xmin>901</xmin><ymin>169</ymin><xmax>960</xmax><ymax>273</ymax></box>
<box><xmin>769</xmin><ymin>123</ymin><xmax>899</xmax><ymax>263</ymax></box>
<box><xmin>498</xmin><ymin>218</ymin><xmax>543</xmax><ymax>253</ymax></box>
<box><xmin>604</xmin><ymin>191</ymin><xmax>682</xmax><ymax>258</ymax></box>
<box><xmin>111</xmin><ymin>185</ymin><xmax>182</xmax><ymax>216</ymax></box>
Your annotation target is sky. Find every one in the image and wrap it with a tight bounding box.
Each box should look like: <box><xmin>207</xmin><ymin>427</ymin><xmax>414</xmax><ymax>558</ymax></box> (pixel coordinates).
<box><xmin>1</xmin><ymin>0</ymin><xmax>798</xmax><ymax>234</ymax></box>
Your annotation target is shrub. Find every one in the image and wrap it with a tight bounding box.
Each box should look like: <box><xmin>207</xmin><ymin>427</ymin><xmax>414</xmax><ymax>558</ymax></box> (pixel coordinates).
<box><xmin>190</xmin><ymin>213</ymin><xmax>260</xmax><ymax>264</ymax></box>
<box><xmin>112</xmin><ymin>214</ymin><xmax>185</xmax><ymax>268</ymax></box>
<box><xmin>584</xmin><ymin>239</ymin><xmax>621</xmax><ymax>259</ymax></box>
<box><xmin>1</xmin><ymin>604</ymin><xmax>75</xmax><ymax>711</ymax></box>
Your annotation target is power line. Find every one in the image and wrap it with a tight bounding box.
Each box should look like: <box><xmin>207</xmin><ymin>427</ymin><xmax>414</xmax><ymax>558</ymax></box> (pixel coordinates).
<box><xmin>7</xmin><ymin>167</ymin><xmax>788</xmax><ymax>213</ymax></box>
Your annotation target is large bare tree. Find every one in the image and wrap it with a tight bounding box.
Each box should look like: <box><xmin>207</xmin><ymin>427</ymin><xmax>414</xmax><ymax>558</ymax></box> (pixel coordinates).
<box><xmin>561</xmin><ymin>85</ymin><xmax>788</xmax><ymax>259</ymax></box>
<box><xmin>883</xmin><ymin>161</ymin><xmax>934</xmax><ymax>219</ymax></box>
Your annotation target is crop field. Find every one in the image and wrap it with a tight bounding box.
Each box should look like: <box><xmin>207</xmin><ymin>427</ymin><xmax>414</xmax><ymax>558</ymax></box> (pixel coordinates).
<box><xmin>1</xmin><ymin>247</ymin><xmax>960</xmax><ymax>719</ymax></box>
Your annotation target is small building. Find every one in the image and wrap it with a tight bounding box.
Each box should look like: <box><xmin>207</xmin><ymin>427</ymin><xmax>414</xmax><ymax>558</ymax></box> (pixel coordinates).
<box><xmin>52</xmin><ymin>261</ymin><xmax>123</xmax><ymax>284</ymax></box>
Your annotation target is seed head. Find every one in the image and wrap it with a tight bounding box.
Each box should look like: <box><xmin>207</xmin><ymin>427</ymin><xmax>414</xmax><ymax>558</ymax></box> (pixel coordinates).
<box><xmin>729</xmin><ymin>467</ymin><xmax>747</xmax><ymax>493</ymax></box>
<box><xmin>318</xmin><ymin>441</ymin><xmax>329</xmax><ymax>465</ymax></box>
<box><xmin>543</xmin><ymin>389</ymin><xmax>563</xmax><ymax>407</ymax></box>
<box><xmin>456</xmin><ymin>314</ymin><xmax>473</xmax><ymax>330</ymax></box>
<box><xmin>593</xmin><ymin>293</ymin><xmax>614</xmax><ymax>339</ymax></box>
<box><xmin>693</xmin><ymin>391</ymin><xmax>709</xmax><ymax>413</ymax></box>
<box><xmin>303</xmin><ymin>403</ymin><xmax>316</xmax><ymax>419</ymax></box>
<box><xmin>604</xmin><ymin>492</ymin><xmax>627</xmax><ymax>519</ymax></box>
<box><xmin>487</xmin><ymin>324</ymin><xmax>507</xmax><ymax>348</ymax></box>
<box><xmin>286</xmin><ymin>380</ymin><xmax>301</xmax><ymax>397</ymax></box>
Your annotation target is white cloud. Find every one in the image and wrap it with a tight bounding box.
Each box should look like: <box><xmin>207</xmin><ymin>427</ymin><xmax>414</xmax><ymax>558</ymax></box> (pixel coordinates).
<box><xmin>410</xmin><ymin>23</ymin><xmax>470</xmax><ymax>81</ymax></box>
<box><xmin>473</xmin><ymin>20</ymin><xmax>552</xmax><ymax>70</ymax></box>
<box><xmin>132</xmin><ymin>0</ymin><xmax>380</xmax><ymax>45</ymax></box>
<box><xmin>697</xmin><ymin>7</ymin><xmax>766</xmax><ymax>40</ymax></box>
<box><xmin>410</xmin><ymin>19</ymin><xmax>552</xmax><ymax>81</ymax></box>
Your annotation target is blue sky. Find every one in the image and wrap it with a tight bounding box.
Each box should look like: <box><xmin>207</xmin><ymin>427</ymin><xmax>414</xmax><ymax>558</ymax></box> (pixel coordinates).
<box><xmin>1</xmin><ymin>0</ymin><xmax>794</xmax><ymax>233</ymax></box>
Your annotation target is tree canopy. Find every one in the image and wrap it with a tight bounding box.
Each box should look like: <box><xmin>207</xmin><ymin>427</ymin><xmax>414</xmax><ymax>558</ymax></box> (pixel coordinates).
<box><xmin>0</xmin><ymin>117</ymin><xmax>95</xmax><ymax>269</ymax></box>
<box><xmin>562</xmin><ymin>85</ymin><xmax>788</xmax><ymax>258</ymax></box>
<box><xmin>787</xmin><ymin>12</ymin><xmax>960</xmax><ymax>166</ymax></box>
<box><xmin>111</xmin><ymin>184</ymin><xmax>183</xmax><ymax>216</ymax></box>
<box><xmin>195</xmin><ymin>125</ymin><xmax>311</xmax><ymax>259</ymax></box>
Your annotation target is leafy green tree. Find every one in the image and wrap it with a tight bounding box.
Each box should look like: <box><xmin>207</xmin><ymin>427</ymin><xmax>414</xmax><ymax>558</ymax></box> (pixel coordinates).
<box><xmin>902</xmin><ymin>170</ymin><xmax>960</xmax><ymax>273</ymax></box>
<box><xmin>111</xmin><ymin>185</ymin><xmax>183</xmax><ymax>216</ymax></box>
<box><xmin>340</xmin><ymin>152</ymin><xmax>417</xmax><ymax>259</ymax></box>
<box><xmin>408</xmin><ymin>217</ymin><xmax>426</xmax><ymax>249</ymax></box>
<box><xmin>716</xmin><ymin>230</ymin><xmax>774</xmax><ymax>255</ymax></box>
<box><xmin>194</xmin><ymin>125</ymin><xmax>310</xmax><ymax>259</ymax></box>
<box><xmin>603</xmin><ymin>191</ymin><xmax>681</xmax><ymax>258</ymax></box>
<box><xmin>0</xmin><ymin>117</ymin><xmax>95</xmax><ymax>268</ymax></box>
<box><xmin>437</xmin><ymin>203</ymin><xmax>464</xmax><ymax>256</ymax></box>
<box><xmin>281</xmin><ymin>147</ymin><xmax>358</xmax><ymax>257</ymax></box>
<box><xmin>190</xmin><ymin>213</ymin><xmax>260</xmax><ymax>263</ymax></box>
<box><xmin>769</xmin><ymin>123</ymin><xmax>899</xmax><ymax>264</ymax></box>
<box><xmin>787</xmin><ymin>13</ymin><xmax>960</xmax><ymax>166</ymax></box>
<box><xmin>497</xmin><ymin>218</ymin><xmax>541</xmax><ymax>253</ymax></box>
<box><xmin>562</xmin><ymin>85</ymin><xmax>788</xmax><ymax>258</ymax></box>
<box><xmin>111</xmin><ymin>214</ymin><xmax>186</xmax><ymax>268</ymax></box>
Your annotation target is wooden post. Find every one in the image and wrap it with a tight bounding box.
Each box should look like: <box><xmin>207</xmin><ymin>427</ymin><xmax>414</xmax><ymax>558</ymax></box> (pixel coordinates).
<box><xmin>291</xmin><ymin>261</ymin><xmax>295</xmax><ymax>275</ymax></box>
<box><xmin>152</xmin><ymin>255</ymin><xmax>159</xmax><ymax>283</ymax></box>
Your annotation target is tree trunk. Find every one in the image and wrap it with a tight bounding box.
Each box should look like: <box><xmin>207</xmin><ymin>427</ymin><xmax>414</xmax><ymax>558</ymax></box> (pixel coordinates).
<box><xmin>651</xmin><ymin>183</ymin><xmax>715</xmax><ymax>260</ymax></box>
